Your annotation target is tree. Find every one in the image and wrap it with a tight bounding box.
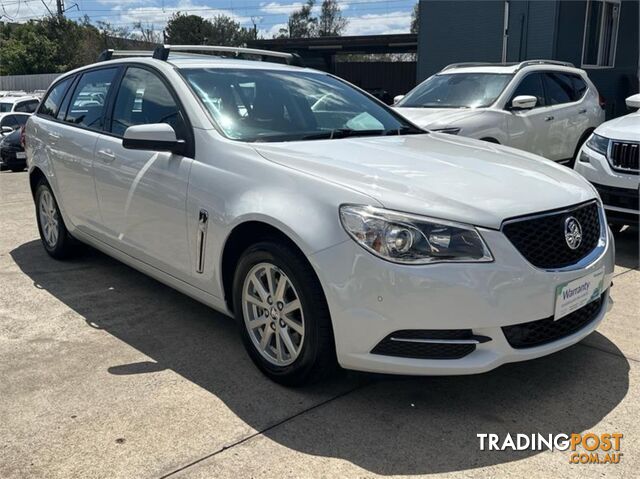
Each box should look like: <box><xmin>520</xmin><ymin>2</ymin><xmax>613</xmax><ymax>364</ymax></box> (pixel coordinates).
<box><xmin>132</xmin><ymin>22</ymin><xmax>162</xmax><ymax>44</ymax></box>
<box><xmin>318</xmin><ymin>0</ymin><xmax>347</xmax><ymax>37</ymax></box>
<box><xmin>0</xmin><ymin>17</ymin><xmax>105</xmax><ymax>75</ymax></box>
<box><xmin>410</xmin><ymin>2</ymin><xmax>420</xmax><ymax>34</ymax></box>
<box><xmin>165</xmin><ymin>13</ymin><xmax>213</xmax><ymax>45</ymax></box>
<box><xmin>0</xmin><ymin>25</ymin><xmax>58</xmax><ymax>75</ymax></box>
<box><xmin>165</xmin><ymin>12</ymin><xmax>255</xmax><ymax>46</ymax></box>
<box><xmin>208</xmin><ymin>15</ymin><xmax>256</xmax><ymax>45</ymax></box>
<box><xmin>278</xmin><ymin>0</ymin><xmax>317</xmax><ymax>38</ymax></box>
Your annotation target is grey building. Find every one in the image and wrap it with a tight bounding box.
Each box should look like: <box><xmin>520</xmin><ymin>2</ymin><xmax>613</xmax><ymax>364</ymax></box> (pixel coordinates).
<box><xmin>417</xmin><ymin>0</ymin><xmax>639</xmax><ymax>118</ymax></box>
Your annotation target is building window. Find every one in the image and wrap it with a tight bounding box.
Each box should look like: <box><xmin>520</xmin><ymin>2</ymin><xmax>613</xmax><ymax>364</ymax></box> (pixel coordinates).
<box><xmin>582</xmin><ymin>0</ymin><xmax>620</xmax><ymax>68</ymax></box>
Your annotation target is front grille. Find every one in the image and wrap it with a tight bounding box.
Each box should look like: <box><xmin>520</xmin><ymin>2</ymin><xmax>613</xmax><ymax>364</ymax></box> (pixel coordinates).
<box><xmin>592</xmin><ymin>182</ymin><xmax>639</xmax><ymax>212</ymax></box>
<box><xmin>502</xmin><ymin>293</ymin><xmax>605</xmax><ymax>349</ymax></box>
<box><xmin>502</xmin><ymin>202</ymin><xmax>601</xmax><ymax>269</ymax></box>
<box><xmin>371</xmin><ymin>330</ymin><xmax>479</xmax><ymax>359</ymax></box>
<box><xmin>609</xmin><ymin>141</ymin><xmax>639</xmax><ymax>173</ymax></box>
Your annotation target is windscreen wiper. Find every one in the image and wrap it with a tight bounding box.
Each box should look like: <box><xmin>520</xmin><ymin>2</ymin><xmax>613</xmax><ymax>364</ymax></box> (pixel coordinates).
<box><xmin>301</xmin><ymin>128</ymin><xmax>386</xmax><ymax>140</ymax></box>
<box><xmin>384</xmin><ymin>125</ymin><xmax>425</xmax><ymax>136</ymax></box>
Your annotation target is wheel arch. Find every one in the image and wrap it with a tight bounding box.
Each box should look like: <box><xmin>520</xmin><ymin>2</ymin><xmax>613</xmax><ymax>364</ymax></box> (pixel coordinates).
<box><xmin>29</xmin><ymin>166</ymin><xmax>47</xmax><ymax>198</ymax></box>
<box><xmin>220</xmin><ymin>220</ymin><xmax>323</xmax><ymax>314</ymax></box>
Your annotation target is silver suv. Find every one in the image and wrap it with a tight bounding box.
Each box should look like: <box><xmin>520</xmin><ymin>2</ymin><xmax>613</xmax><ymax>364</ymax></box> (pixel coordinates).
<box><xmin>25</xmin><ymin>46</ymin><xmax>614</xmax><ymax>385</ymax></box>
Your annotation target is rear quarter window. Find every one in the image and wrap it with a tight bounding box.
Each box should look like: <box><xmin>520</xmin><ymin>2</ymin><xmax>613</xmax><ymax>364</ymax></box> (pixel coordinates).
<box><xmin>570</xmin><ymin>75</ymin><xmax>588</xmax><ymax>99</ymax></box>
<box><xmin>39</xmin><ymin>78</ymin><xmax>73</xmax><ymax>118</ymax></box>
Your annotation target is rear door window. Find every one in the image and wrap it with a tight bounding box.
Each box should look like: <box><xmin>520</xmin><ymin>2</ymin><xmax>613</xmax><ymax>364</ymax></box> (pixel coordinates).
<box><xmin>543</xmin><ymin>73</ymin><xmax>574</xmax><ymax>105</ymax></box>
<box><xmin>65</xmin><ymin>68</ymin><xmax>118</xmax><ymax>130</ymax></box>
<box><xmin>39</xmin><ymin>78</ymin><xmax>73</xmax><ymax>118</ymax></box>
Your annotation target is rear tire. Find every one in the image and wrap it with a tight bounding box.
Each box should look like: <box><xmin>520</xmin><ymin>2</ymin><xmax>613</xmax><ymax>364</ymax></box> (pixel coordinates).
<box><xmin>233</xmin><ymin>241</ymin><xmax>336</xmax><ymax>386</ymax></box>
<box><xmin>35</xmin><ymin>180</ymin><xmax>75</xmax><ymax>259</ymax></box>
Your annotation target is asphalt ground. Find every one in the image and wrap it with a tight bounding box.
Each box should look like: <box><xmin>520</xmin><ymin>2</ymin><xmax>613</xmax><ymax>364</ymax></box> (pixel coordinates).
<box><xmin>1</xmin><ymin>170</ymin><xmax>638</xmax><ymax>478</ymax></box>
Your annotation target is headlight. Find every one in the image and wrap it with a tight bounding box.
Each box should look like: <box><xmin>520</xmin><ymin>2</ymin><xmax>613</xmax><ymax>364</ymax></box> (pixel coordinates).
<box><xmin>431</xmin><ymin>127</ymin><xmax>461</xmax><ymax>135</ymax></box>
<box><xmin>339</xmin><ymin>205</ymin><xmax>493</xmax><ymax>264</ymax></box>
<box><xmin>585</xmin><ymin>133</ymin><xmax>609</xmax><ymax>156</ymax></box>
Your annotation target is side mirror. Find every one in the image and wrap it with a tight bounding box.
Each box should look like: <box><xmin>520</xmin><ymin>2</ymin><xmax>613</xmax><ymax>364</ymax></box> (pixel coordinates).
<box><xmin>625</xmin><ymin>93</ymin><xmax>640</xmax><ymax>109</ymax></box>
<box><xmin>393</xmin><ymin>94</ymin><xmax>405</xmax><ymax>105</ymax></box>
<box><xmin>122</xmin><ymin>123</ymin><xmax>184</xmax><ymax>153</ymax></box>
<box><xmin>511</xmin><ymin>95</ymin><xmax>537</xmax><ymax>110</ymax></box>
<box><xmin>1</xmin><ymin>126</ymin><xmax>14</xmax><ymax>134</ymax></box>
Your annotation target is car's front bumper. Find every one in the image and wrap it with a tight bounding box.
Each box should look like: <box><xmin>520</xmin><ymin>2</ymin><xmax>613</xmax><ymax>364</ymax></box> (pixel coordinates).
<box><xmin>574</xmin><ymin>145</ymin><xmax>639</xmax><ymax>222</ymax></box>
<box><xmin>310</xmin><ymin>224</ymin><xmax>615</xmax><ymax>375</ymax></box>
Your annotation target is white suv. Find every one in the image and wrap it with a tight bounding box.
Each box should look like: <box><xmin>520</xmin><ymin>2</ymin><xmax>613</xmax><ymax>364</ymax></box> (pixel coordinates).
<box><xmin>575</xmin><ymin>94</ymin><xmax>640</xmax><ymax>228</ymax></box>
<box><xmin>25</xmin><ymin>46</ymin><xmax>614</xmax><ymax>385</ymax></box>
<box><xmin>0</xmin><ymin>95</ymin><xmax>40</xmax><ymax>114</ymax></box>
<box><xmin>394</xmin><ymin>61</ymin><xmax>605</xmax><ymax>164</ymax></box>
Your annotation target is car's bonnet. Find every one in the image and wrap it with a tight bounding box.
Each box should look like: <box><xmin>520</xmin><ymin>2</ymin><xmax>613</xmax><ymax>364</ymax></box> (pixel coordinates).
<box><xmin>595</xmin><ymin>111</ymin><xmax>640</xmax><ymax>142</ymax></box>
<box><xmin>393</xmin><ymin>107</ymin><xmax>484</xmax><ymax>128</ymax></box>
<box><xmin>254</xmin><ymin>133</ymin><xmax>597</xmax><ymax>229</ymax></box>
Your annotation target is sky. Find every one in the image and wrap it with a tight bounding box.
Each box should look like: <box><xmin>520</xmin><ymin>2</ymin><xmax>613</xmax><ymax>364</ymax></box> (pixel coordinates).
<box><xmin>0</xmin><ymin>0</ymin><xmax>417</xmax><ymax>38</ymax></box>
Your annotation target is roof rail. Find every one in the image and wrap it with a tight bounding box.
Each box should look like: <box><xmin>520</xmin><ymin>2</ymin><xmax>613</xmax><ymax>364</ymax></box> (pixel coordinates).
<box><xmin>442</xmin><ymin>62</ymin><xmax>515</xmax><ymax>71</ymax></box>
<box><xmin>97</xmin><ymin>49</ymin><xmax>154</xmax><ymax>62</ymax></box>
<box><xmin>152</xmin><ymin>45</ymin><xmax>305</xmax><ymax>66</ymax></box>
<box><xmin>515</xmin><ymin>59</ymin><xmax>575</xmax><ymax>70</ymax></box>
<box><xmin>442</xmin><ymin>59</ymin><xmax>575</xmax><ymax>72</ymax></box>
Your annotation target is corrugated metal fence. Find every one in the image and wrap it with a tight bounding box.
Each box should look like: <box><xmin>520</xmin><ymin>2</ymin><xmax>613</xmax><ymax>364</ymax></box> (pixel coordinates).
<box><xmin>335</xmin><ymin>62</ymin><xmax>417</xmax><ymax>103</ymax></box>
<box><xmin>0</xmin><ymin>73</ymin><xmax>59</xmax><ymax>92</ymax></box>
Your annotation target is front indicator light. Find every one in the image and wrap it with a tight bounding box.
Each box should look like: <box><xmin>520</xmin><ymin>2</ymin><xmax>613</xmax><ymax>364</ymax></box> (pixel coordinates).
<box><xmin>339</xmin><ymin>205</ymin><xmax>493</xmax><ymax>265</ymax></box>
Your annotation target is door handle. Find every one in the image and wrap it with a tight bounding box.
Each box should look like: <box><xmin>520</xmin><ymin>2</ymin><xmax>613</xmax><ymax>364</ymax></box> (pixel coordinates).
<box><xmin>47</xmin><ymin>132</ymin><xmax>61</xmax><ymax>140</ymax></box>
<box><xmin>544</xmin><ymin>116</ymin><xmax>555</xmax><ymax>121</ymax></box>
<box><xmin>97</xmin><ymin>148</ymin><xmax>115</xmax><ymax>163</ymax></box>
<box><xmin>578</xmin><ymin>108</ymin><xmax>587</xmax><ymax>114</ymax></box>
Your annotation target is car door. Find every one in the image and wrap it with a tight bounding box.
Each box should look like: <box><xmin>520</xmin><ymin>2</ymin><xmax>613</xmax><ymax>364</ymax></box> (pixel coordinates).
<box><xmin>51</xmin><ymin>67</ymin><xmax>119</xmax><ymax>232</ymax></box>
<box><xmin>93</xmin><ymin>65</ymin><xmax>194</xmax><ymax>282</ymax></box>
<box><xmin>542</xmin><ymin>72</ymin><xmax>587</xmax><ymax>162</ymax></box>
<box><xmin>504</xmin><ymin>72</ymin><xmax>554</xmax><ymax>158</ymax></box>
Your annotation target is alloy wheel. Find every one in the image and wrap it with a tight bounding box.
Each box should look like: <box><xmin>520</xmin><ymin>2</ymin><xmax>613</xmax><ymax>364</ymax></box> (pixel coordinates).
<box><xmin>242</xmin><ymin>262</ymin><xmax>305</xmax><ymax>367</ymax></box>
<box><xmin>39</xmin><ymin>189</ymin><xmax>59</xmax><ymax>248</ymax></box>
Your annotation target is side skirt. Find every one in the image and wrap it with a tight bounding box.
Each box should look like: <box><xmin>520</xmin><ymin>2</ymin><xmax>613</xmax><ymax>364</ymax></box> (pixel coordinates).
<box><xmin>72</xmin><ymin>228</ymin><xmax>232</xmax><ymax>317</ymax></box>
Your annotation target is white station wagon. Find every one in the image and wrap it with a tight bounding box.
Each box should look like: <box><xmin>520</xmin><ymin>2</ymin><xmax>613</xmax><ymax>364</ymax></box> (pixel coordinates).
<box><xmin>25</xmin><ymin>46</ymin><xmax>614</xmax><ymax>385</ymax></box>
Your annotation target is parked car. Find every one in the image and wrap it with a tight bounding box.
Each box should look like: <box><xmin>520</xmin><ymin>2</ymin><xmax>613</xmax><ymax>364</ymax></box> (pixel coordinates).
<box><xmin>0</xmin><ymin>90</ymin><xmax>27</xmax><ymax>98</ymax></box>
<box><xmin>0</xmin><ymin>128</ymin><xmax>26</xmax><ymax>172</ymax></box>
<box><xmin>25</xmin><ymin>47</ymin><xmax>614</xmax><ymax>385</ymax></box>
<box><xmin>0</xmin><ymin>95</ymin><xmax>40</xmax><ymax>114</ymax></box>
<box><xmin>394</xmin><ymin>60</ymin><xmax>605</xmax><ymax>164</ymax></box>
<box><xmin>574</xmin><ymin>94</ymin><xmax>640</xmax><ymax>229</ymax></box>
<box><xmin>0</xmin><ymin>112</ymin><xmax>31</xmax><ymax>137</ymax></box>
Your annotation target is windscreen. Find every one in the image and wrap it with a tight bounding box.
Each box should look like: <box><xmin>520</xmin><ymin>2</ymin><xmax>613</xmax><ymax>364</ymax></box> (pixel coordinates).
<box><xmin>181</xmin><ymin>68</ymin><xmax>421</xmax><ymax>142</ymax></box>
<box><xmin>398</xmin><ymin>73</ymin><xmax>513</xmax><ymax>108</ymax></box>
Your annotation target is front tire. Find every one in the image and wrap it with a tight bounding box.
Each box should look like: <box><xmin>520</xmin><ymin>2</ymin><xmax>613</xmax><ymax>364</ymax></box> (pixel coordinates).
<box><xmin>35</xmin><ymin>180</ymin><xmax>75</xmax><ymax>259</ymax></box>
<box><xmin>233</xmin><ymin>241</ymin><xmax>336</xmax><ymax>386</ymax></box>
